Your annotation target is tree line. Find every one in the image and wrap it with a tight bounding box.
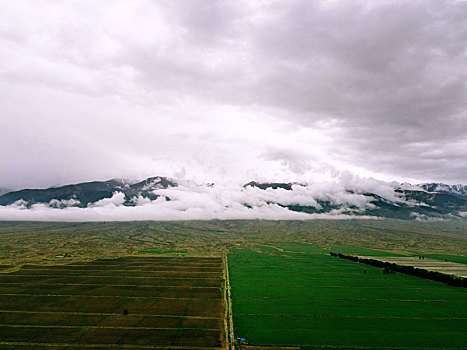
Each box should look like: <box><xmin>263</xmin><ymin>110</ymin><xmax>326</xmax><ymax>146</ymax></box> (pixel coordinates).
<box><xmin>330</xmin><ymin>252</ymin><xmax>466</xmax><ymax>288</ymax></box>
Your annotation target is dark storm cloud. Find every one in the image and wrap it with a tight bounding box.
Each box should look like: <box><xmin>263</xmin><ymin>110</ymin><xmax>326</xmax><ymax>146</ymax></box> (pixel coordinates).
<box><xmin>0</xmin><ymin>0</ymin><xmax>466</xmax><ymax>190</ymax></box>
<box><xmin>242</xmin><ymin>0</ymin><xmax>467</xmax><ymax>181</ymax></box>
<box><xmin>121</xmin><ymin>0</ymin><xmax>467</xmax><ymax>181</ymax></box>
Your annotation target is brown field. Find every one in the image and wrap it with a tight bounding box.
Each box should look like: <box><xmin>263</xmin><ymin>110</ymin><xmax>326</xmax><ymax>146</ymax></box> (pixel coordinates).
<box><xmin>0</xmin><ymin>284</ymin><xmax>222</xmax><ymax>298</ymax></box>
<box><xmin>0</xmin><ymin>257</ymin><xmax>226</xmax><ymax>349</ymax></box>
<box><xmin>0</xmin><ymin>346</ymin><xmax>224</xmax><ymax>350</ymax></box>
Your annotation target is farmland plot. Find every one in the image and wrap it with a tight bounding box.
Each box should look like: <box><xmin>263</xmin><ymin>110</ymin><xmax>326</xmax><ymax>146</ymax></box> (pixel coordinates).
<box><xmin>0</xmin><ymin>256</ymin><xmax>225</xmax><ymax>349</ymax></box>
<box><xmin>358</xmin><ymin>256</ymin><xmax>467</xmax><ymax>278</ymax></box>
<box><xmin>228</xmin><ymin>246</ymin><xmax>467</xmax><ymax>349</ymax></box>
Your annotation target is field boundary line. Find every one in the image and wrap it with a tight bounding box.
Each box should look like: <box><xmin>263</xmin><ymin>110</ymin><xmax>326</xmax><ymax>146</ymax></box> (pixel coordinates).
<box><xmin>221</xmin><ymin>284</ymin><xmax>457</xmax><ymax>290</ymax></box>
<box><xmin>76</xmin><ymin>263</ymin><xmax>223</xmax><ymax>266</ymax></box>
<box><xmin>235</xmin><ymin>313</ymin><xmax>467</xmax><ymax>320</ymax></box>
<box><xmin>74</xmin><ymin>261</ymin><xmax>221</xmax><ymax>264</ymax></box>
<box><xmin>223</xmin><ymin>253</ymin><xmax>234</xmax><ymax>350</ymax></box>
<box><xmin>0</xmin><ymin>275</ymin><xmax>221</xmax><ymax>279</ymax></box>
<box><xmin>233</xmin><ymin>296</ymin><xmax>466</xmax><ymax>302</ymax></box>
<box><xmin>223</xmin><ymin>276</ymin><xmax>430</xmax><ymax>280</ymax></box>
<box><xmin>20</xmin><ymin>266</ymin><xmax>222</xmax><ymax>269</ymax></box>
<box><xmin>0</xmin><ymin>324</ymin><xmax>219</xmax><ymax>331</ymax></box>
<box><xmin>0</xmin><ymin>293</ymin><xmax>222</xmax><ymax>300</ymax></box>
<box><xmin>0</xmin><ymin>342</ymin><xmax>224</xmax><ymax>349</ymax></box>
<box><xmin>241</xmin><ymin>344</ymin><xmax>467</xmax><ymax>350</ymax></box>
<box><xmin>14</xmin><ymin>269</ymin><xmax>221</xmax><ymax>274</ymax></box>
<box><xmin>0</xmin><ymin>282</ymin><xmax>220</xmax><ymax>288</ymax></box>
<box><xmin>0</xmin><ymin>310</ymin><xmax>219</xmax><ymax>318</ymax></box>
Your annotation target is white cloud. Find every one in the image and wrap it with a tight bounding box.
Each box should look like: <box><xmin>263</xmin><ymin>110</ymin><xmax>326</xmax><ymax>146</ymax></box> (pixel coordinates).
<box><xmin>89</xmin><ymin>192</ymin><xmax>126</xmax><ymax>207</ymax></box>
<box><xmin>0</xmin><ymin>200</ymin><xmax>378</xmax><ymax>222</ymax></box>
<box><xmin>410</xmin><ymin>212</ymin><xmax>445</xmax><ymax>222</ymax></box>
<box><xmin>0</xmin><ymin>177</ymin><xmax>408</xmax><ymax>221</ymax></box>
<box><xmin>49</xmin><ymin>198</ymin><xmax>81</xmax><ymax>208</ymax></box>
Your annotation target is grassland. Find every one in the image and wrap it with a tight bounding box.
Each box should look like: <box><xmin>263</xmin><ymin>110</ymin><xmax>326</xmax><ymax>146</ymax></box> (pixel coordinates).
<box><xmin>331</xmin><ymin>246</ymin><xmax>467</xmax><ymax>265</ymax></box>
<box><xmin>331</xmin><ymin>245</ymin><xmax>408</xmax><ymax>256</ymax></box>
<box><xmin>137</xmin><ymin>248</ymin><xmax>189</xmax><ymax>254</ymax></box>
<box><xmin>228</xmin><ymin>245</ymin><xmax>467</xmax><ymax>349</ymax></box>
<box><xmin>0</xmin><ymin>256</ymin><xmax>225</xmax><ymax>349</ymax></box>
<box><xmin>1</xmin><ymin>219</ymin><xmax>467</xmax><ymax>267</ymax></box>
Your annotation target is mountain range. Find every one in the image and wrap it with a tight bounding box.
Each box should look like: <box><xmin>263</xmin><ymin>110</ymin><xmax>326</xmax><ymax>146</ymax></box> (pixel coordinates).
<box><xmin>1</xmin><ymin>177</ymin><xmax>466</xmax><ymax>220</ymax></box>
<box><xmin>0</xmin><ymin>177</ymin><xmax>177</xmax><ymax>208</ymax></box>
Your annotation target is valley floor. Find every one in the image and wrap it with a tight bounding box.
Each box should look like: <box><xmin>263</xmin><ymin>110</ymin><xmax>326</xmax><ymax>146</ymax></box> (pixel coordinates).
<box><xmin>0</xmin><ymin>220</ymin><xmax>466</xmax><ymax>349</ymax></box>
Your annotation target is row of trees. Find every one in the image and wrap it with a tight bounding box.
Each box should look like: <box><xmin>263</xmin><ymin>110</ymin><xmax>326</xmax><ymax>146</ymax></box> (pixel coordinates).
<box><xmin>330</xmin><ymin>252</ymin><xmax>466</xmax><ymax>288</ymax></box>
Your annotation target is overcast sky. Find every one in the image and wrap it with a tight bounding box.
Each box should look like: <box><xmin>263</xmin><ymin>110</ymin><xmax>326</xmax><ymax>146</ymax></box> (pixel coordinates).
<box><xmin>1</xmin><ymin>0</ymin><xmax>466</xmax><ymax>190</ymax></box>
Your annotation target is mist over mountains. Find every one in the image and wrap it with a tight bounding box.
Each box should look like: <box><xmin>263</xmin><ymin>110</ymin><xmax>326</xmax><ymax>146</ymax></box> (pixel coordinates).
<box><xmin>0</xmin><ymin>177</ymin><xmax>177</xmax><ymax>208</ymax></box>
<box><xmin>0</xmin><ymin>176</ymin><xmax>466</xmax><ymax>221</ymax></box>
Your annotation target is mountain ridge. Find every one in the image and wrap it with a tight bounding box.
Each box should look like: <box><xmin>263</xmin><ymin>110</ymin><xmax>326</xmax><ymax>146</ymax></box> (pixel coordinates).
<box><xmin>1</xmin><ymin>177</ymin><xmax>466</xmax><ymax>220</ymax></box>
<box><xmin>0</xmin><ymin>176</ymin><xmax>177</xmax><ymax>208</ymax></box>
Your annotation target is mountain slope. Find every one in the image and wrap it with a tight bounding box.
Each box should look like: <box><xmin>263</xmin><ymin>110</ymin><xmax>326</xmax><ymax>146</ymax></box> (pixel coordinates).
<box><xmin>0</xmin><ymin>177</ymin><xmax>177</xmax><ymax>208</ymax></box>
<box><xmin>243</xmin><ymin>181</ymin><xmax>467</xmax><ymax>219</ymax></box>
<box><xmin>1</xmin><ymin>177</ymin><xmax>466</xmax><ymax>220</ymax></box>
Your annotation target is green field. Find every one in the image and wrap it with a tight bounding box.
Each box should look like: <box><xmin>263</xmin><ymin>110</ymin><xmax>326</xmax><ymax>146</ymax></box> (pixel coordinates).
<box><xmin>228</xmin><ymin>245</ymin><xmax>467</xmax><ymax>349</ymax></box>
<box><xmin>331</xmin><ymin>245</ymin><xmax>407</xmax><ymax>256</ymax></box>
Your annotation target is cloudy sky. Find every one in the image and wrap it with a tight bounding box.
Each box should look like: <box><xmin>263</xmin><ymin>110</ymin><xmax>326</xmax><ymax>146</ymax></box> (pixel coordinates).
<box><xmin>1</xmin><ymin>0</ymin><xmax>467</xmax><ymax>191</ymax></box>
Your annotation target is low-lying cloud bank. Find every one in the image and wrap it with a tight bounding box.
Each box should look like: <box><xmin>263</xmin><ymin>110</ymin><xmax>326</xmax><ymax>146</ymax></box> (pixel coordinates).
<box><xmin>1</xmin><ymin>176</ymin><xmax>463</xmax><ymax>222</ymax></box>
<box><xmin>0</xmin><ymin>182</ymin><xmax>380</xmax><ymax>221</ymax></box>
